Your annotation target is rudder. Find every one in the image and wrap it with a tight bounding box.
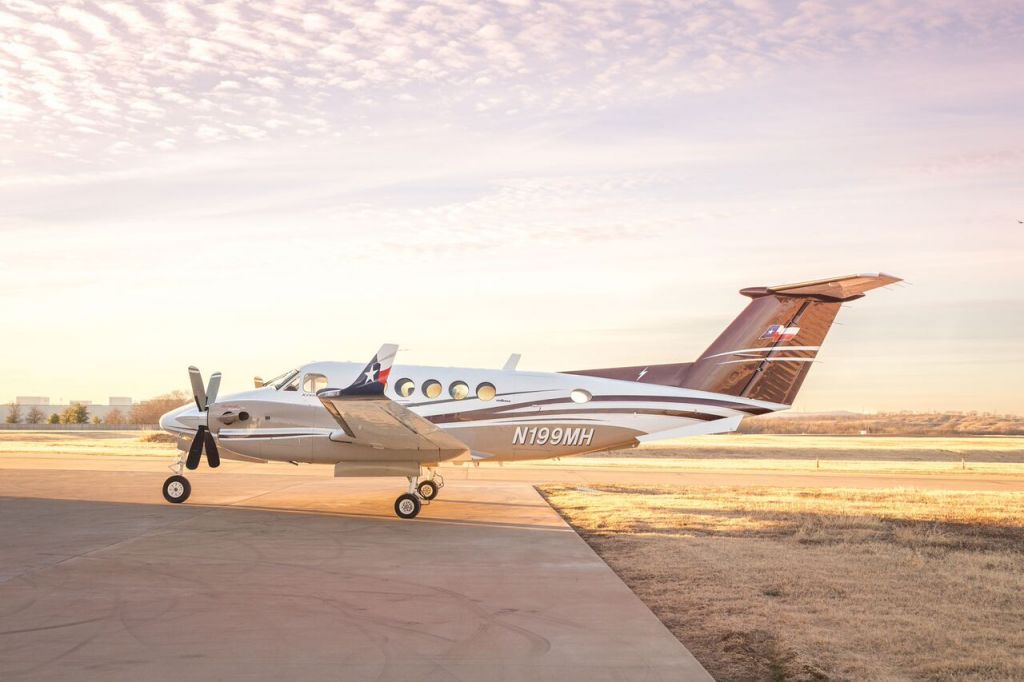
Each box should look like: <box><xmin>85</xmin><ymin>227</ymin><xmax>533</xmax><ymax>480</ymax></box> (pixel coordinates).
<box><xmin>679</xmin><ymin>273</ymin><xmax>900</xmax><ymax>405</ymax></box>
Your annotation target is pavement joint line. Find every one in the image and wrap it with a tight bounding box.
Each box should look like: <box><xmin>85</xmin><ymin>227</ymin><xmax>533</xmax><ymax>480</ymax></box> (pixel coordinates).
<box><xmin>181</xmin><ymin>501</ymin><xmax>576</xmax><ymax>532</ymax></box>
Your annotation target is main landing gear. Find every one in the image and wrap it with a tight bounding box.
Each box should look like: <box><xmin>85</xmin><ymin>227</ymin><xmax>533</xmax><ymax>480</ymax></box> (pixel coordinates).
<box><xmin>394</xmin><ymin>493</ymin><xmax>420</xmax><ymax>519</ymax></box>
<box><xmin>394</xmin><ymin>472</ymin><xmax>444</xmax><ymax>519</ymax></box>
<box><xmin>417</xmin><ymin>473</ymin><xmax>443</xmax><ymax>501</ymax></box>
<box><xmin>162</xmin><ymin>451</ymin><xmax>191</xmax><ymax>504</ymax></box>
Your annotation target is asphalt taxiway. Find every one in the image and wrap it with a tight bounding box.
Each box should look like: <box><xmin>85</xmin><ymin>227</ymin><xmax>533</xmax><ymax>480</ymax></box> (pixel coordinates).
<box><xmin>0</xmin><ymin>461</ymin><xmax>714</xmax><ymax>681</ymax></box>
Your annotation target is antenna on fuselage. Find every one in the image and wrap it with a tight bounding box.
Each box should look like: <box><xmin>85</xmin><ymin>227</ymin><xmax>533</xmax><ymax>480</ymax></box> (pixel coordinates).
<box><xmin>502</xmin><ymin>353</ymin><xmax>521</xmax><ymax>371</ymax></box>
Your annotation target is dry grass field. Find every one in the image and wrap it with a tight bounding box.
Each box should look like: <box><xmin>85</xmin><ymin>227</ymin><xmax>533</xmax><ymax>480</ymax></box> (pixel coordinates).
<box><xmin>541</xmin><ymin>484</ymin><xmax>1024</xmax><ymax>682</ymax></box>
<box><xmin>740</xmin><ymin>412</ymin><xmax>1024</xmax><ymax>436</ymax></box>
<box><xmin>580</xmin><ymin>434</ymin><xmax>1024</xmax><ymax>478</ymax></box>
<box><xmin>623</xmin><ymin>434</ymin><xmax>1024</xmax><ymax>462</ymax></box>
<box><xmin>0</xmin><ymin>429</ymin><xmax>176</xmax><ymax>458</ymax></box>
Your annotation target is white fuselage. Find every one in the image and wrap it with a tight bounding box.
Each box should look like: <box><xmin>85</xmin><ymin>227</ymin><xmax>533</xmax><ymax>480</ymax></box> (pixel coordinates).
<box><xmin>160</xmin><ymin>360</ymin><xmax>783</xmax><ymax>466</ymax></box>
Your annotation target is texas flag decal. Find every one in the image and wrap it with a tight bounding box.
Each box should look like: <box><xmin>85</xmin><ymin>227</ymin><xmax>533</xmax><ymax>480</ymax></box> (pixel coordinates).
<box><xmin>760</xmin><ymin>324</ymin><xmax>800</xmax><ymax>342</ymax></box>
<box><xmin>326</xmin><ymin>343</ymin><xmax>399</xmax><ymax>398</ymax></box>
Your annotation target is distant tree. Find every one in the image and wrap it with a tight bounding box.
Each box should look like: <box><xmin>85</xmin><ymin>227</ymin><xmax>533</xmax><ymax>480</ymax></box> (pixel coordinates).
<box><xmin>5</xmin><ymin>403</ymin><xmax>21</xmax><ymax>424</ymax></box>
<box><xmin>48</xmin><ymin>413</ymin><xmax>61</xmax><ymax>424</ymax></box>
<box><xmin>104</xmin><ymin>408</ymin><xmax>126</xmax><ymax>425</ymax></box>
<box><xmin>26</xmin><ymin>407</ymin><xmax>45</xmax><ymax>424</ymax></box>
<box><xmin>62</xmin><ymin>403</ymin><xmax>89</xmax><ymax>424</ymax></box>
<box><xmin>130</xmin><ymin>391</ymin><xmax>189</xmax><ymax>425</ymax></box>
<box><xmin>91</xmin><ymin>415</ymin><xmax>102</xmax><ymax>425</ymax></box>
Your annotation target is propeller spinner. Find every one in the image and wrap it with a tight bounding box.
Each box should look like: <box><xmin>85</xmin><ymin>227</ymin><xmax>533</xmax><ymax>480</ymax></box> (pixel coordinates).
<box><xmin>186</xmin><ymin>366</ymin><xmax>222</xmax><ymax>469</ymax></box>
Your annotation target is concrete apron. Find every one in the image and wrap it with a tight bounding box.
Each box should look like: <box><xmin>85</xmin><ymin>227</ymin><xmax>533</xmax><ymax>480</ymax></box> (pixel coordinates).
<box><xmin>0</xmin><ymin>468</ymin><xmax>714</xmax><ymax>681</ymax></box>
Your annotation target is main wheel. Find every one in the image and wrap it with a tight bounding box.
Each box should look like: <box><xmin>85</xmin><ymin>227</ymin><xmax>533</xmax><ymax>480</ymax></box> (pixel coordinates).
<box><xmin>394</xmin><ymin>493</ymin><xmax>421</xmax><ymax>519</ymax></box>
<box><xmin>163</xmin><ymin>475</ymin><xmax>191</xmax><ymax>504</ymax></box>
<box><xmin>417</xmin><ymin>479</ymin><xmax>439</xmax><ymax>501</ymax></box>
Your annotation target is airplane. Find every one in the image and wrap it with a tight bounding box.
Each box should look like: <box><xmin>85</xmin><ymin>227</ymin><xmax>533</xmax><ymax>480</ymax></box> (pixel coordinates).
<box><xmin>159</xmin><ymin>272</ymin><xmax>900</xmax><ymax>519</ymax></box>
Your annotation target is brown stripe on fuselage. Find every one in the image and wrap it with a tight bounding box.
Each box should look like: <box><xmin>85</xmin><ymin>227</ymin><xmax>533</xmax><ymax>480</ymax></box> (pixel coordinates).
<box><xmin>427</xmin><ymin>406</ymin><xmax>725</xmax><ymax>425</ymax></box>
<box><xmin>417</xmin><ymin>393</ymin><xmax>770</xmax><ymax>426</ymax></box>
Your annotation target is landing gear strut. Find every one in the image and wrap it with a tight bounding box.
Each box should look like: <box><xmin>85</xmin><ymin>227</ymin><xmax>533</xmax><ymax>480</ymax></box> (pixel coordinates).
<box><xmin>394</xmin><ymin>472</ymin><xmax>445</xmax><ymax>518</ymax></box>
<box><xmin>395</xmin><ymin>474</ymin><xmax>428</xmax><ymax>519</ymax></box>
<box><xmin>163</xmin><ymin>451</ymin><xmax>191</xmax><ymax>504</ymax></box>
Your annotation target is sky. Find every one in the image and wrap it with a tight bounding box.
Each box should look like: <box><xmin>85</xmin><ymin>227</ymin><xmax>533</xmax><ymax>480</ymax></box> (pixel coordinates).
<box><xmin>1</xmin><ymin>0</ymin><xmax>1022</xmax><ymax>414</ymax></box>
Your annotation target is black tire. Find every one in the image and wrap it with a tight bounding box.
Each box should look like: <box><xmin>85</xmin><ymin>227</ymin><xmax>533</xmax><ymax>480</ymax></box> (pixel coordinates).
<box><xmin>163</xmin><ymin>475</ymin><xmax>191</xmax><ymax>504</ymax></box>
<box><xmin>394</xmin><ymin>493</ymin><xmax>421</xmax><ymax>519</ymax></box>
<box><xmin>417</xmin><ymin>480</ymin><xmax>439</xmax><ymax>501</ymax></box>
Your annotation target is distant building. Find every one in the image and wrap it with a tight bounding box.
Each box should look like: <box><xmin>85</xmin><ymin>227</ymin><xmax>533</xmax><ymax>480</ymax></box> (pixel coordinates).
<box><xmin>1</xmin><ymin>397</ymin><xmax>139</xmax><ymax>424</ymax></box>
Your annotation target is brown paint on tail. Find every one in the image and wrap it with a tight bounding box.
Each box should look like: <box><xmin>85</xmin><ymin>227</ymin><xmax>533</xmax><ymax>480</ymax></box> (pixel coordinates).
<box><xmin>566</xmin><ymin>273</ymin><xmax>900</xmax><ymax>406</ymax></box>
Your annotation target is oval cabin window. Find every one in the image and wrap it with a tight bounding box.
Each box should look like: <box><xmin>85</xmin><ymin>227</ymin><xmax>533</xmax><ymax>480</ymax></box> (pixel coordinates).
<box><xmin>449</xmin><ymin>381</ymin><xmax>470</xmax><ymax>400</ymax></box>
<box><xmin>422</xmin><ymin>380</ymin><xmax>442</xmax><ymax>399</ymax></box>
<box><xmin>570</xmin><ymin>389</ymin><xmax>592</xmax><ymax>403</ymax></box>
<box><xmin>395</xmin><ymin>378</ymin><xmax>415</xmax><ymax>397</ymax></box>
<box><xmin>476</xmin><ymin>382</ymin><xmax>496</xmax><ymax>401</ymax></box>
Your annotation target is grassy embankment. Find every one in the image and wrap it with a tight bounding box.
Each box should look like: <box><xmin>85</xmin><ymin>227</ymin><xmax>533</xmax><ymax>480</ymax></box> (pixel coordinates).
<box><xmin>542</xmin><ymin>484</ymin><xmax>1024</xmax><ymax>681</ymax></box>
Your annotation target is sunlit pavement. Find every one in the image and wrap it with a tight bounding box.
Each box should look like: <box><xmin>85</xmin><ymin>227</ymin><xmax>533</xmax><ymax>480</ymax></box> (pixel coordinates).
<box><xmin>0</xmin><ymin>460</ymin><xmax>713</xmax><ymax>681</ymax></box>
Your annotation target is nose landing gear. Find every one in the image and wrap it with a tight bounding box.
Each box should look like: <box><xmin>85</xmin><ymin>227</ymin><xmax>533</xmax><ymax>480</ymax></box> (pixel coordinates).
<box><xmin>162</xmin><ymin>450</ymin><xmax>191</xmax><ymax>504</ymax></box>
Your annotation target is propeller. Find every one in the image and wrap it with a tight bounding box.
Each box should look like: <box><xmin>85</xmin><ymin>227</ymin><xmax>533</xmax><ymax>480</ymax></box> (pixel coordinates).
<box><xmin>186</xmin><ymin>366</ymin><xmax>222</xmax><ymax>470</ymax></box>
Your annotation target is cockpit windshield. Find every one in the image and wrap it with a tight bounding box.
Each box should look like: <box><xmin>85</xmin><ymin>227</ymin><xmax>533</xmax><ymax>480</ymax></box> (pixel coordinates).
<box><xmin>265</xmin><ymin>369</ymin><xmax>299</xmax><ymax>390</ymax></box>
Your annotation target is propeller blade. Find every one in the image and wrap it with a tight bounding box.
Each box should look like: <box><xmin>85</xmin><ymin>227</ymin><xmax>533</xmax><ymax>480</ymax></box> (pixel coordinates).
<box><xmin>204</xmin><ymin>429</ymin><xmax>220</xmax><ymax>468</ymax></box>
<box><xmin>188</xmin><ymin>366</ymin><xmax>207</xmax><ymax>411</ymax></box>
<box><xmin>206</xmin><ymin>372</ymin><xmax>222</xmax><ymax>408</ymax></box>
<box><xmin>186</xmin><ymin>426</ymin><xmax>205</xmax><ymax>470</ymax></box>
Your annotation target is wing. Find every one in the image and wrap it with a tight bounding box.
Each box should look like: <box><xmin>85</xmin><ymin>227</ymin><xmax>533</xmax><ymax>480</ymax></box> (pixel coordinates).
<box><xmin>317</xmin><ymin>344</ymin><xmax>469</xmax><ymax>462</ymax></box>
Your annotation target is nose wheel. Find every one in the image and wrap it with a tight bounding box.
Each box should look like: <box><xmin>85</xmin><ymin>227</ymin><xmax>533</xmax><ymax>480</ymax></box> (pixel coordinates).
<box><xmin>162</xmin><ymin>475</ymin><xmax>191</xmax><ymax>504</ymax></box>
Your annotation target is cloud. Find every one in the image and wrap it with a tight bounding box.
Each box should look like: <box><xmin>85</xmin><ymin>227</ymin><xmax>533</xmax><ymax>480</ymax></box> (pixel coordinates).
<box><xmin>0</xmin><ymin>0</ymin><xmax>1019</xmax><ymax>167</ymax></box>
<box><xmin>99</xmin><ymin>2</ymin><xmax>152</xmax><ymax>33</ymax></box>
<box><xmin>57</xmin><ymin>5</ymin><xmax>112</xmax><ymax>41</ymax></box>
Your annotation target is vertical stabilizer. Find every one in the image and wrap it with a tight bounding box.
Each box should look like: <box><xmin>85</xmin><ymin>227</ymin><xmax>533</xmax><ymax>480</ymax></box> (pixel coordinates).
<box><xmin>679</xmin><ymin>273</ymin><xmax>900</xmax><ymax>405</ymax></box>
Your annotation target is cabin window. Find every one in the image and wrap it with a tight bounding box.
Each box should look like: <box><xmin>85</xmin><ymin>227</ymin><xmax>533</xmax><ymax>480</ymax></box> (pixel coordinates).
<box><xmin>476</xmin><ymin>382</ymin><xmax>496</xmax><ymax>401</ymax></box>
<box><xmin>449</xmin><ymin>381</ymin><xmax>470</xmax><ymax>400</ymax></box>
<box><xmin>395</xmin><ymin>378</ymin><xmax>415</xmax><ymax>397</ymax></box>
<box><xmin>303</xmin><ymin>373</ymin><xmax>327</xmax><ymax>393</ymax></box>
<box><xmin>570</xmin><ymin>389</ymin><xmax>592</xmax><ymax>403</ymax></box>
<box><xmin>422</xmin><ymin>380</ymin><xmax>442</xmax><ymax>399</ymax></box>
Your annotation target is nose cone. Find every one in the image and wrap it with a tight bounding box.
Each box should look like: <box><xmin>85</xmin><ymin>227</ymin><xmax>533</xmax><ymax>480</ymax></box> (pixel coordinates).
<box><xmin>159</xmin><ymin>403</ymin><xmax>204</xmax><ymax>433</ymax></box>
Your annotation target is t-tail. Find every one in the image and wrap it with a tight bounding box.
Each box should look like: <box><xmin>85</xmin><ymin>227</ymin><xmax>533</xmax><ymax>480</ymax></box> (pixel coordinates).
<box><xmin>567</xmin><ymin>273</ymin><xmax>900</xmax><ymax>406</ymax></box>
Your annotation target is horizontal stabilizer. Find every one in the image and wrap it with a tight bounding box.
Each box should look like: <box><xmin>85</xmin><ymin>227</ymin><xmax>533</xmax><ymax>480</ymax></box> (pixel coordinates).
<box><xmin>637</xmin><ymin>416</ymin><xmax>742</xmax><ymax>443</ymax></box>
<box><xmin>741</xmin><ymin>273</ymin><xmax>901</xmax><ymax>302</ymax></box>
